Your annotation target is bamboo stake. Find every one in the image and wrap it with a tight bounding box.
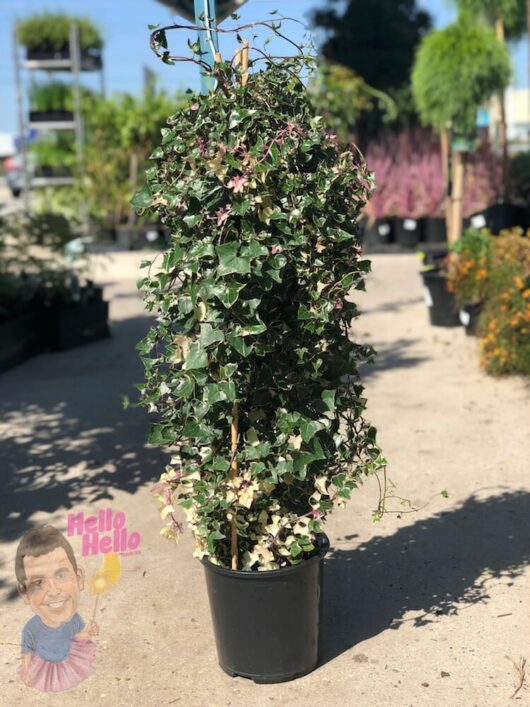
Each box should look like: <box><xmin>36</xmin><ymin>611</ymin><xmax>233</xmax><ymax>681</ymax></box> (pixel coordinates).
<box><xmin>229</xmin><ymin>403</ymin><xmax>239</xmax><ymax>570</ymax></box>
<box><xmin>241</xmin><ymin>41</ymin><xmax>249</xmax><ymax>86</ymax></box>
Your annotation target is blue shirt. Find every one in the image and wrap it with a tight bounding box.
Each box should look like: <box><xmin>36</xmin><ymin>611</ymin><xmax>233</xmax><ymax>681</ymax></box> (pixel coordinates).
<box><xmin>21</xmin><ymin>613</ymin><xmax>85</xmax><ymax>662</ymax></box>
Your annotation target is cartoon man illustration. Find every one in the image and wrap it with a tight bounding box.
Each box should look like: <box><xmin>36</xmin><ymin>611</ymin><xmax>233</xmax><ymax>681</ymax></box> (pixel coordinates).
<box><xmin>15</xmin><ymin>524</ymin><xmax>98</xmax><ymax>692</ymax></box>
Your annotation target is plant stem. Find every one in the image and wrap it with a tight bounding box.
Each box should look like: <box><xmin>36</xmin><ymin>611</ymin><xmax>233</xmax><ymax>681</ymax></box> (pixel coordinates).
<box><xmin>230</xmin><ymin>402</ymin><xmax>239</xmax><ymax>570</ymax></box>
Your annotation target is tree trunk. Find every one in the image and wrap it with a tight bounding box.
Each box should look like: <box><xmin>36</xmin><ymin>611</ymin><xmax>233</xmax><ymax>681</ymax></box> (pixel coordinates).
<box><xmin>440</xmin><ymin>127</ymin><xmax>452</xmax><ymax>240</ymax></box>
<box><xmin>495</xmin><ymin>18</ymin><xmax>508</xmax><ymax>199</ymax></box>
<box><xmin>450</xmin><ymin>150</ymin><xmax>466</xmax><ymax>244</ymax></box>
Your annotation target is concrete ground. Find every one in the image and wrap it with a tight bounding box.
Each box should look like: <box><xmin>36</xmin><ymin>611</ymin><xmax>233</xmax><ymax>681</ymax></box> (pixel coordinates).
<box><xmin>0</xmin><ymin>252</ymin><xmax>529</xmax><ymax>707</ymax></box>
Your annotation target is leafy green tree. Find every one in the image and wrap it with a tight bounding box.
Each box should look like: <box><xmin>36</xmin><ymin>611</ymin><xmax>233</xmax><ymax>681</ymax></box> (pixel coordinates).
<box><xmin>412</xmin><ymin>14</ymin><xmax>511</xmax><ymax>241</ymax></box>
<box><xmin>455</xmin><ymin>0</ymin><xmax>527</xmax><ymax>38</ymax></box>
<box><xmin>412</xmin><ymin>15</ymin><xmax>511</xmax><ymax>136</ymax></box>
<box><xmin>311</xmin><ymin>0</ymin><xmax>431</xmax><ymax>92</ymax></box>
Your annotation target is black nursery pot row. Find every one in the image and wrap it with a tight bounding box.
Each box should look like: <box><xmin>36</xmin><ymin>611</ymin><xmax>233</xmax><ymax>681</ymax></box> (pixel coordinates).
<box><xmin>364</xmin><ymin>203</ymin><xmax>530</xmax><ymax>251</ymax></box>
<box><xmin>0</xmin><ymin>290</ymin><xmax>110</xmax><ymax>375</ymax></box>
<box><xmin>363</xmin><ymin>216</ymin><xmax>447</xmax><ymax>249</ymax></box>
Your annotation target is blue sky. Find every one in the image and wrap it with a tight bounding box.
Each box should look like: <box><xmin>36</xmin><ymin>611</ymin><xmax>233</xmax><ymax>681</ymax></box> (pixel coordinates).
<box><xmin>0</xmin><ymin>0</ymin><xmax>527</xmax><ymax>135</ymax></box>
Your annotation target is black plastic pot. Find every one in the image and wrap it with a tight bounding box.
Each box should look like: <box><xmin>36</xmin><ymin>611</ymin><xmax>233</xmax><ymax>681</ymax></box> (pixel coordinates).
<box><xmin>202</xmin><ymin>534</ymin><xmax>329</xmax><ymax>683</ymax></box>
<box><xmin>421</xmin><ymin>271</ymin><xmax>461</xmax><ymax>327</ymax></box>
<box><xmin>423</xmin><ymin>217</ymin><xmax>447</xmax><ymax>244</ymax></box>
<box><xmin>43</xmin><ymin>300</ymin><xmax>110</xmax><ymax>351</ymax></box>
<box><xmin>459</xmin><ymin>302</ymin><xmax>483</xmax><ymax>336</ymax></box>
<box><xmin>0</xmin><ymin>313</ymin><xmax>43</xmax><ymax>374</ymax></box>
<box><xmin>26</xmin><ymin>46</ymin><xmax>103</xmax><ymax>70</ymax></box>
<box><xmin>468</xmin><ymin>203</ymin><xmax>528</xmax><ymax>235</ymax></box>
<box><xmin>29</xmin><ymin>110</ymin><xmax>74</xmax><ymax>123</ymax></box>
<box><xmin>393</xmin><ymin>217</ymin><xmax>421</xmax><ymax>248</ymax></box>
<box><xmin>361</xmin><ymin>218</ymin><xmax>393</xmax><ymax>249</ymax></box>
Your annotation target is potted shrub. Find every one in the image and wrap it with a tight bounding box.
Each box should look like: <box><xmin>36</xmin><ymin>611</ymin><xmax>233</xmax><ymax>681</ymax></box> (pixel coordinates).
<box><xmin>446</xmin><ymin>227</ymin><xmax>492</xmax><ymax>335</ymax></box>
<box><xmin>479</xmin><ymin>230</ymin><xmax>530</xmax><ymax>375</ymax></box>
<box><xmin>16</xmin><ymin>12</ymin><xmax>103</xmax><ymax>69</ymax></box>
<box><xmin>133</xmin><ymin>28</ymin><xmax>386</xmax><ymax>683</ymax></box>
<box><xmin>29</xmin><ymin>82</ymin><xmax>74</xmax><ymax>123</ymax></box>
<box><xmin>0</xmin><ymin>274</ymin><xmax>43</xmax><ymax>374</ymax></box>
<box><xmin>37</xmin><ymin>271</ymin><xmax>110</xmax><ymax>351</ymax></box>
<box><xmin>31</xmin><ymin>134</ymin><xmax>76</xmax><ymax>179</ymax></box>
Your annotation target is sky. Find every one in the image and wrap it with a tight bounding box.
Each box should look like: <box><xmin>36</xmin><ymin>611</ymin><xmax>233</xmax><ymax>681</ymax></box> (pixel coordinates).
<box><xmin>0</xmin><ymin>0</ymin><xmax>528</xmax><ymax>136</ymax></box>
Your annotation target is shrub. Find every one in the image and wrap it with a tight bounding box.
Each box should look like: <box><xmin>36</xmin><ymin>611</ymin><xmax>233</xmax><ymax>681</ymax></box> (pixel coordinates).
<box><xmin>133</xmin><ymin>51</ymin><xmax>385</xmax><ymax>570</ymax></box>
<box><xmin>447</xmin><ymin>228</ymin><xmax>493</xmax><ymax>306</ymax></box>
<box><xmin>479</xmin><ymin>231</ymin><xmax>530</xmax><ymax>375</ymax></box>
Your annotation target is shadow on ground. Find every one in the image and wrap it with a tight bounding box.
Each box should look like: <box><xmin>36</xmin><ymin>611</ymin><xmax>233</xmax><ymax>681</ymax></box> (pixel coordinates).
<box><xmin>320</xmin><ymin>490</ymin><xmax>530</xmax><ymax>665</ymax></box>
<box><xmin>358</xmin><ymin>338</ymin><xmax>428</xmax><ymax>380</ymax></box>
<box><xmin>0</xmin><ymin>315</ymin><xmax>163</xmax><ymax>560</ymax></box>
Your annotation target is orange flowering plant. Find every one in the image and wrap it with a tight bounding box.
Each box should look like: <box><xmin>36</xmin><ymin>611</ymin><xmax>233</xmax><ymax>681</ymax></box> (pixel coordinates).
<box><xmin>479</xmin><ymin>231</ymin><xmax>530</xmax><ymax>376</ymax></box>
<box><xmin>446</xmin><ymin>227</ymin><xmax>493</xmax><ymax>307</ymax></box>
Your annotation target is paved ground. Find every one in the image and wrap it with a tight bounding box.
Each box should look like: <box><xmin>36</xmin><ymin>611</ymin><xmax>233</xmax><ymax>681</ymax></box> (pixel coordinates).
<box><xmin>0</xmin><ymin>252</ymin><xmax>529</xmax><ymax>706</ymax></box>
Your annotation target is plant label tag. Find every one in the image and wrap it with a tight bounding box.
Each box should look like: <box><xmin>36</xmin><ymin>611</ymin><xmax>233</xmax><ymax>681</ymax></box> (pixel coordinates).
<box><xmin>423</xmin><ymin>287</ymin><xmax>433</xmax><ymax>307</ymax></box>
<box><xmin>378</xmin><ymin>223</ymin><xmax>391</xmax><ymax>236</ymax></box>
<box><xmin>404</xmin><ymin>219</ymin><xmax>417</xmax><ymax>231</ymax></box>
<box><xmin>459</xmin><ymin>309</ymin><xmax>471</xmax><ymax>326</ymax></box>
<box><xmin>471</xmin><ymin>214</ymin><xmax>486</xmax><ymax>229</ymax></box>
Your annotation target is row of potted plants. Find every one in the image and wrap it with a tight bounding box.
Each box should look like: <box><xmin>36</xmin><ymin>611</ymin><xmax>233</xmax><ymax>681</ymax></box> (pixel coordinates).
<box><xmin>362</xmin><ymin>130</ymin><xmax>507</xmax><ymax>248</ymax></box>
<box><xmin>16</xmin><ymin>12</ymin><xmax>103</xmax><ymax>69</ymax></box>
<box><xmin>0</xmin><ymin>212</ymin><xmax>110</xmax><ymax>373</ymax></box>
<box><xmin>420</xmin><ymin>227</ymin><xmax>530</xmax><ymax>376</ymax></box>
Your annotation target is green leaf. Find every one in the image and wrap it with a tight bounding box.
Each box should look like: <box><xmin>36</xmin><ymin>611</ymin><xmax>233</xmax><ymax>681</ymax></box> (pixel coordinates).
<box><xmin>226</xmin><ymin>333</ymin><xmax>252</xmax><ymax>357</ymax></box>
<box><xmin>131</xmin><ymin>185</ymin><xmax>152</xmax><ymax>210</ymax></box>
<box><xmin>200</xmin><ymin>325</ymin><xmax>224</xmax><ymax>348</ymax></box>
<box><xmin>184</xmin><ymin>343</ymin><xmax>208</xmax><ymax>370</ymax></box>
<box><xmin>213</xmin><ymin>282</ymin><xmax>245</xmax><ymax>308</ymax></box>
<box><xmin>183</xmin><ymin>213</ymin><xmax>201</xmax><ymax>228</ymax></box>
<box><xmin>300</xmin><ymin>419</ymin><xmax>325</xmax><ymax>443</ymax></box>
<box><xmin>321</xmin><ymin>389</ymin><xmax>336</xmax><ymax>413</ymax></box>
<box><xmin>216</xmin><ymin>242</ymin><xmax>251</xmax><ymax>276</ymax></box>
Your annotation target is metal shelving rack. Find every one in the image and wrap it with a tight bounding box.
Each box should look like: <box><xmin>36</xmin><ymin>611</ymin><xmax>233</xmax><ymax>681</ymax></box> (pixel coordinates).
<box><xmin>13</xmin><ymin>23</ymin><xmax>105</xmax><ymax>196</ymax></box>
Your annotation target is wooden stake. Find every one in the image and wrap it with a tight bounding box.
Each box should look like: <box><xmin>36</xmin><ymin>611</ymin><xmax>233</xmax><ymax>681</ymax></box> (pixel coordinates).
<box><xmin>241</xmin><ymin>41</ymin><xmax>249</xmax><ymax>86</ymax></box>
<box><xmin>229</xmin><ymin>403</ymin><xmax>239</xmax><ymax>570</ymax></box>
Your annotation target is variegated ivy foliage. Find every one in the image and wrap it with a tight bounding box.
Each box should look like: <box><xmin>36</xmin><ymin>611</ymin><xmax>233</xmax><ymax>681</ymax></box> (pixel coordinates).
<box><xmin>133</xmin><ymin>56</ymin><xmax>385</xmax><ymax>571</ymax></box>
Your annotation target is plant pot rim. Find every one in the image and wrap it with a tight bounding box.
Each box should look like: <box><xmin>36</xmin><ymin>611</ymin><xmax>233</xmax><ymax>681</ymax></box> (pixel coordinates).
<box><xmin>201</xmin><ymin>533</ymin><xmax>329</xmax><ymax>579</ymax></box>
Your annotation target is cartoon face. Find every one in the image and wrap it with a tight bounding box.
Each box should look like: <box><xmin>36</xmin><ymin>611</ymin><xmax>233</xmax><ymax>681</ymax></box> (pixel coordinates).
<box><xmin>20</xmin><ymin>547</ymin><xmax>84</xmax><ymax>627</ymax></box>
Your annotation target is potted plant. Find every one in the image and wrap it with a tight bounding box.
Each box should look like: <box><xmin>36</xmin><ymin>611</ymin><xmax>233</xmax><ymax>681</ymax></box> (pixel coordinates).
<box><xmin>16</xmin><ymin>12</ymin><xmax>103</xmax><ymax>69</ymax></box>
<box><xmin>31</xmin><ymin>134</ymin><xmax>76</xmax><ymax>179</ymax></box>
<box><xmin>132</xmin><ymin>23</ymin><xmax>386</xmax><ymax>683</ymax></box>
<box><xmin>479</xmin><ymin>230</ymin><xmax>530</xmax><ymax>375</ymax></box>
<box><xmin>29</xmin><ymin>82</ymin><xmax>75</xmax><ymax>123</ymax></box>
<box><xmin>446</xmin><ymin>227</ymin><xmax>492</xmax><ymax>334</ymax></box>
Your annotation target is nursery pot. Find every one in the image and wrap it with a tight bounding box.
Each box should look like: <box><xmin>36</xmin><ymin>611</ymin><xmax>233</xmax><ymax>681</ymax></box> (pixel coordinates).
<box><xmin>361</xmin><ymin>218</ymin><xmax>393</xmax><ymax>250</ymax></box>
<box><xmin>393</xmin><ymin>217</ymin><xmax>421</xmax><ymax>248</ymax></box>
<box><xmin>468</xmin><ymin>203</ymin><xmax>528</xmax><ymax>235</ymax></box>
<box><xmin>202</xmin><ymin>534</ymin><xmax>329</xmax><ymax>684</ymax></box>
<box><xmin>421</xmin><ymin>271</ymin><xmax>461</xmax><ymax>327</ymax></box>
<box><xmin>423</xmin><ymin>217</ymin><xmax>447</xmax><ymax>244</ymax></box>
<box><xmin>459</xmin><ymin>302</ymin><xmax>483</xmax><ymax>336</ymax></box>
